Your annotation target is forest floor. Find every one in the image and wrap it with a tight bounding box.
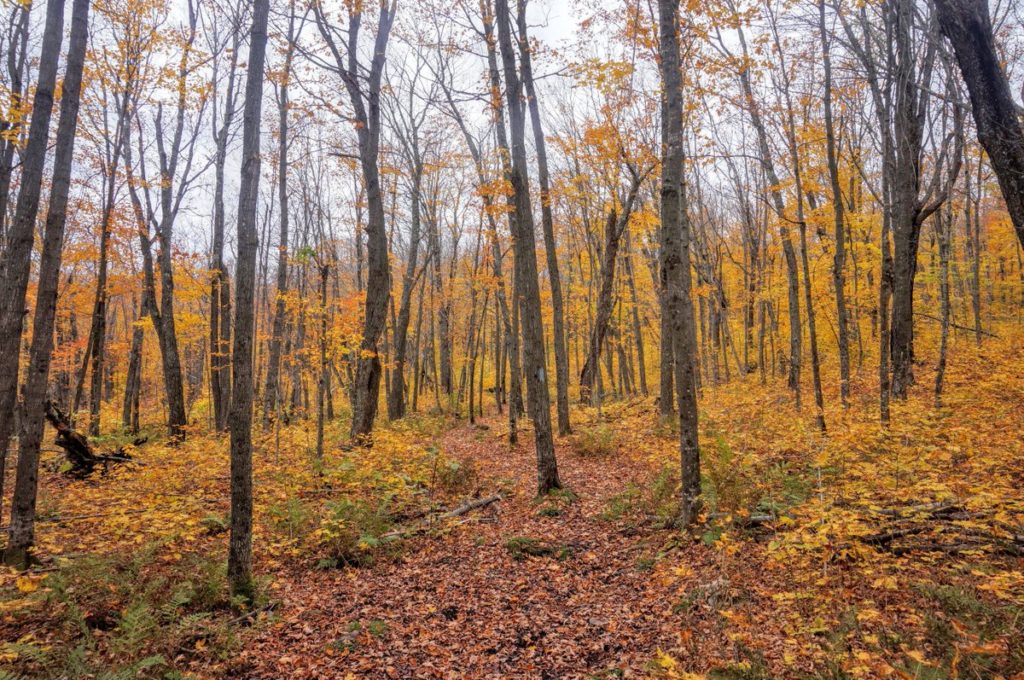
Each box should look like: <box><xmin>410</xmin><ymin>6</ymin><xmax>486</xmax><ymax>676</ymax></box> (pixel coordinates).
<box><xmin>2</xmin><ymin>330</ymin><xmax>1024</xmax><ymax>679</ymax></box>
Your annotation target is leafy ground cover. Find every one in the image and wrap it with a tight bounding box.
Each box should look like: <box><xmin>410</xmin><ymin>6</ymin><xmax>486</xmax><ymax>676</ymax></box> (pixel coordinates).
<box><xmin>2</xmin><ymin>334</ymin><xmax>1023</xmax><ymax>678</ymax></box>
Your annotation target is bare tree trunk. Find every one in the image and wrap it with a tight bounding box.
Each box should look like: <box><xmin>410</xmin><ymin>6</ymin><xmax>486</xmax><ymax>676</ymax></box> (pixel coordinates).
<box><xmin>387</xmin><ymin>149</ymin><xmax>423</xmax><ymax>419</ymax></box>
<box><xmin>658</xmin><ymin>0</ymin><xmax>701</xmax><ymax>526</ymax></box>
<box><xmin>494</xmin><ymin>0</ymin><xmax>560</xmax><ymax>494</ymax></box>
<box><xmin>934</xmin><ymin>202</ymin><xmax>952</xmax><ymax>407</ymax></box>
<box><xmin>4</xmin><ymin>0</ymin><xmax>89</xmax><ymax>564</ymax></box>
<box><xmin>623</xmin><ymin>228</ymin><xmax>648</xmax><ymax>395</ymax></box>
<box><xmin>228</xmin><ymin>0</ymin><xmax>269</xmax><ymax>602</ymax></box>
<box><xmin>0</xmin><ymin>3</ymin><xmax>29</xmax><ymax>244</ymax></box>
<box><xmin>819</xmin><ymin>0</ymin><xmax>851</xmax><ymax>406</ymax></box>
<box><xmin>0</xmin><ymin>0</ymin><xmax>66</xmax><ymax>519</ymax></box>
<box><xmin>516</xmin><ymin>1</ymin><xmax>570</xmax><ymax>435</ymax></box>
<box><xmin>313</xmin><ymin>3</ymin><xmax>396</xmax><ymax>439</ymax></box>
<box><xmin>209</xmin><ymin>8</ymin><xmax>242</xmax><ymax>433</ymax></box>
<box><xmin>580</xmin><ymin>176</ymin><xmax>641</xmax><ymax>403</ymax></box>
<box><xmin>935</xmin><ymin>0</ymin><xmax>1024</xmax><ymax>249</ymax></box>
<box><xmin>263</xmin><ymin>5</ymin><xmax>298</xmax><ymax>427</ymax></box>
<box><xmin>730</xmin><ymin>13</ymin><xmax>802</xmax><ymax>404</ymax></box>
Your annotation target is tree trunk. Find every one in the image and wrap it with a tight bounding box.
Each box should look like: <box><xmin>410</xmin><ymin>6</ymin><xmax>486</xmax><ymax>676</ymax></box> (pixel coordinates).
<box><xmin>263</xmin><ymin>8</ymin><xmax>298</xmax><ymax>427</ymax></box>
<box><xmin>210</xmin><ymin>14</ymin><xmax>242</xmax><ymax>433</ymax></box>
<box><xmin>4</xmin><ymin>0</ymin><xmax>89</xmax><ymax>564</ymax></box>
<box><xmin>658</xmin><ymin>0</ymin><xmax>701</xmax><ymax>527</ymax></box>
<box><xmin>494</xmin><ymin>0</ymin><xmax>560</xmax><ymax>495</ymax></box>
<box><xmin>387</xmin><ymin>160</ymin><xmax>423</xmax><ymax>420</ymax></box>
<box><xmin>227</xmin><ymin>0</ymin><xmax>270</xmax><ymax>602</ymax></box>
<box><xmin>819</xmin><ymin>0</ymin><xmax>851</xmax><ymax>406</ymax></box>
<box><xmin>516</xmin><ymin>1</ymin><xmax>570</xmax><ymax>435</ymax></box>
<box><xmin>580</xmin><ymin>177</ymin><xmax>641</xmax><ymax>404</ymax></box>
<box><xmin>935</xmin><ymin>0</ymin><xmax>1024</xmax><ymax>249</ymax></box>
<box><xmin>0</xmin><ymin>0</ymin><xmax>66</xmax><ymax>520</ymax></box>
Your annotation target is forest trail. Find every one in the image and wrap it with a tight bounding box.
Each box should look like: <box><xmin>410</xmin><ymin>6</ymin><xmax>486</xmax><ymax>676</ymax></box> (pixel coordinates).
<box><xmin>243</xmin><ymin>416</ymin><xmax>718</xmax><ymax>678</ymax></box>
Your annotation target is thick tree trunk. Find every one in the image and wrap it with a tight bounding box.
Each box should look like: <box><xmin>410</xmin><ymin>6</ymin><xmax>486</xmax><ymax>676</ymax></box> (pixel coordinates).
<box><xmin>0</xmin><ymin>0</ymin><xmax>65</xmax><ymax>520</ymax></box>
<box><xmin>228</xmin><ymin>0</ymin><xmax>270</xmax><ymax>602</ymax></box>
<box><xmin>935</xmin><ymin>0</ymin><xmax>1024</xmax><ymax>249</ymax></box>
<box><xmin>4</xmin><ymin>0</ymin><xmax>89</xmax><ymax>564</ymax></box>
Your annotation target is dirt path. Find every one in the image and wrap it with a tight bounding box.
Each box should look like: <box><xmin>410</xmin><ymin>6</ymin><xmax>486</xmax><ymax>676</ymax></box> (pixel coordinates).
<box><xmin>241</xmin><ymin>417</ymin><xmax>713</xmax><ymax>678</ymax></box>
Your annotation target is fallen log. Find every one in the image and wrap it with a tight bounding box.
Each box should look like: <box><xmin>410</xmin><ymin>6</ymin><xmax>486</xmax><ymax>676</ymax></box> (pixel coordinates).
<box><xmin>382</xmin><ymin>494</ymin><xmax>503</xmax><ymax>540</ymax></box>
<box><xmin>441</xmin><ymin>494</ymin><xmax>502</xmax><ymax>519</ymax></box>
<box><xmin>44</xmin><ymin>400</ymin><xmax>135</xmax><ymax>477</ymax></box>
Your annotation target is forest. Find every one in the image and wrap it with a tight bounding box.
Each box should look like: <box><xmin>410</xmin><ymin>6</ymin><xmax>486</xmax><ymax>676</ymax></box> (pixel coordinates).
<box><xmin>0</xmin><ymin>0</ymin><xmax>1023</xmax><ymax>676</ymax></box>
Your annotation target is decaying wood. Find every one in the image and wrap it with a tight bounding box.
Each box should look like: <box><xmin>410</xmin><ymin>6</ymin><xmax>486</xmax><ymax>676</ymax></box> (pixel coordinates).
<box><xmin>857</xmin><ymin>499</ymin><xmax>1024</xmax><ymax>556</ymax></box>
<box><xmin>383</xmin><ymin>494</ymin><xmax>503</xmax><ymax>540</ymax></box>
<box><xmin>441</xmin><ymin>494</ymin><xmax>502</xmax><ymax>519</ymax></box>
<box><xmin>44</xmin><ymin>400</ymin><xmax>134</xmax><ymax>476</ymax></box>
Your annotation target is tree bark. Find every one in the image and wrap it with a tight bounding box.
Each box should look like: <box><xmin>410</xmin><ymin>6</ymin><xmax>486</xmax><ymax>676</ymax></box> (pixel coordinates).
<box><xmin>228</xmin><ymin>0</ymin><xmax>270</xmax><ymax>602</ymax></box>
<box><xmin>314</xmin><ymin>2</ymin><xmax>396</xmax><ymax>440</ymax></box>
<box><xmin>935</xmin><ymin>0</ymin><xmax>1024</xmax><ymax>249</ymax></box>
<box><xmin>494</xmin><ymin>0</ymin><xmax>560</xmax><ymax>495</ymax></box>
<box><xmin>210</xmin><ymin>8</ymin><xmax>242</xmax><ymax>433</ymax></box>
<box><xmin>263</xmin><ymin>3</ymin><xmax>298</xmax><ymax>427</ymax></box>
<box><xmin>3</xmin><ymin>0</ymin><xmax>89</xmax><ymax>562</ymax></box>
<box><xmin>580</xmin><ymin>176</ymin><xmax>641</xmax><ymax>404</ymax></box>
<box><xmin>0</xmin><ymin>0</ymin><xmax>66</xmax><ymax>522</ymax></box>
<box><xmin>819</xmin><ymin>0</ymin><xmax>851</xmax><ymax>406</ymax></box>
<box><xmin>658</xmin><ymin>0</ymin><xmax>701</xmax><ymax>527</ymax></box>
<box><xmin>516</xmin><ymin>1</ymin><xmax>570</xmax><ymax>435</ymax></box>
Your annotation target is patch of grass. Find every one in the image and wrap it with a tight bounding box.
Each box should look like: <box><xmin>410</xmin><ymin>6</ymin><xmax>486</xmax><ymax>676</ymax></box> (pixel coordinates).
<box><xmin>600</xmin><ymin>467</ymin><xmax>678</xmax><ymax>527</ymax></box>
<box><xmin>913</xmin><ymin>583</ymin><xmax>1024</xmax><ymax>676</ymax></box>
<box><xmin>601</xmin><ymin>483</ymin><xmax>641</xmax><ymax>521</ymax></box>
<box><xmin>571</xmin><ymin>423</ymin><xmax>619</xmax><ymax>457</ymax></box>
<box><xmin>434</xmin><ymin>458</ymin><xmax>478</xmax><ymax>494</ymax></box>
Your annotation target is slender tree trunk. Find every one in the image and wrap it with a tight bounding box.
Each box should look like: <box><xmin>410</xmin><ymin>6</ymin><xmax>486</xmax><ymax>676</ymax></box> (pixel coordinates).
<box><xmin>516</xmin><ymin>1</ymin><xmax>570</xmax><ymax>435</ymax></box>
<box><xmin>934</xmin><ymin>203</ymin><xmax>952</xmax><ymax>407</ymax></box>
<box><xmin>210</xmin><ymin>19</ymin><xmax>242</xmax><ymax>433</ymax></box>
<box><xmin>819</xmin><ymin>0</ymin><xmax>851</xmax><ymax>406</ymax></box>
<box><xmin>658</xmin><ymin>0</ymin><xmax>701</xmax><ymax>526</ymax></box>
<box><xmin>263</xmin><ymin>7</ymin><xmax>297</xmax><ymax>427</ymax></box>
<box><xmin>4</xmin><ymin>0</ymin><xmax>89</xmax><ymax>564</ymax></box>
<box><xmin>494</xmin><ymin>0</ymin><xmax>560</xmax><ymax>495</ymax></box>
<box><xmin>624</xmin><ymin>229</ymin><xmax>648</xmax><ymax>395</ymax></box>
<box><xmin>228</xmin><ymin>0</ymin><xmax>269</xmax><ymax>602</ymax></box>
<box><xmin>0</xmin><ymin>0</ymin><xmax>65</xmax><ymax>518</ymax></box>
<box><xmin>387</xmin><ymin>163</ymin><xmax>423</xmax><ymax>420</ymax></box>
<box><xmin>580</xmin><ymin>178</ymin><xmax>641</xmax><ymax>403</ymax></box>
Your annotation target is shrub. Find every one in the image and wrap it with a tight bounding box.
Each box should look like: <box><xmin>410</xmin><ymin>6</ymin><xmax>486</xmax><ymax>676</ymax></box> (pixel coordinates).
<box><xmin>571</xmin><ymin>423</ymin><xmax>619</xmax><ymax>457</ymax></box>
<box><xmin>435</xmin><ymin>458</ymin><xmax>478</xmax><ymax>493</ymax></box>
<box><xmin>702</xmin><ymin>435</ymin><xmax>758</xmax><ymax>517</ymax></box>
<box><xmin>315</xmin><ymin>497</ymin><xmax>395</xmax><ymax>567</ymax></box>
<box><xmin>267</xmin><ymin>498</ymin><xmax>312</xmax><ymax>542</ymax></box>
